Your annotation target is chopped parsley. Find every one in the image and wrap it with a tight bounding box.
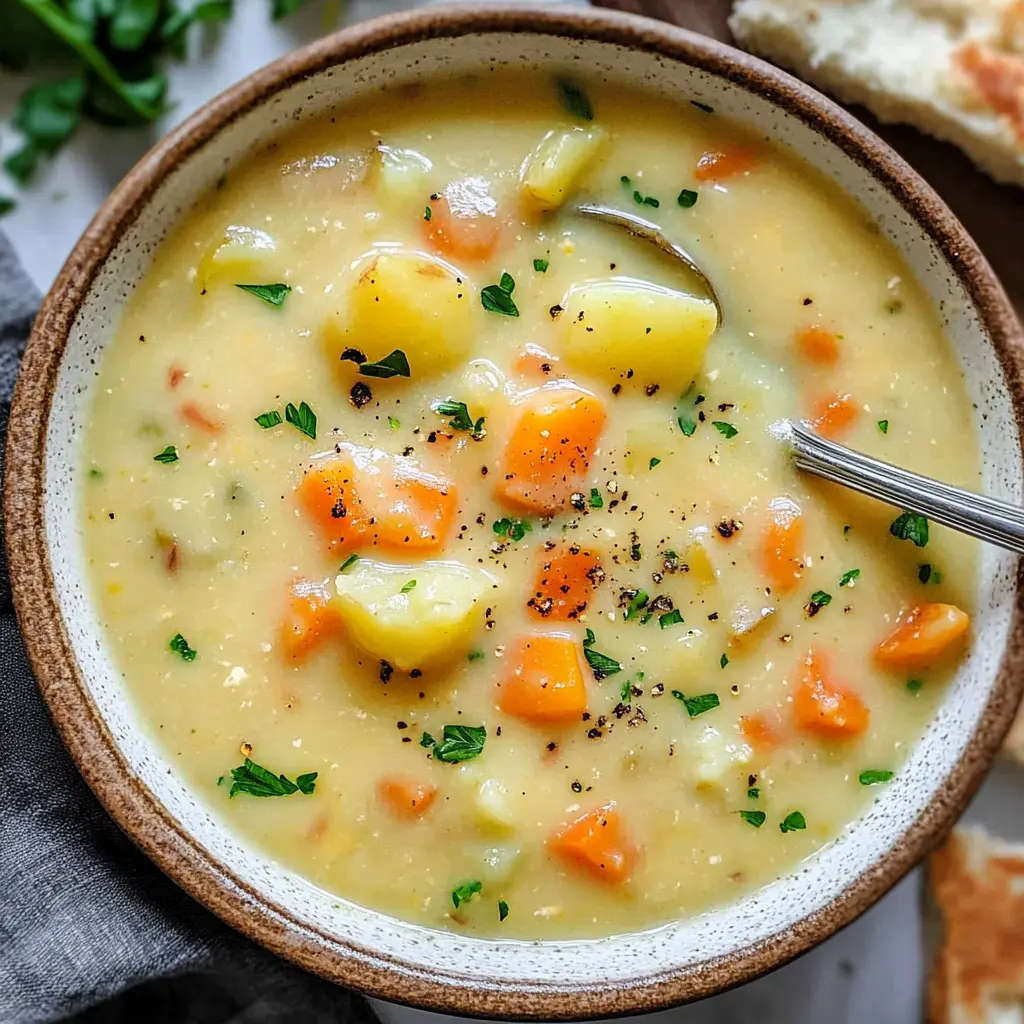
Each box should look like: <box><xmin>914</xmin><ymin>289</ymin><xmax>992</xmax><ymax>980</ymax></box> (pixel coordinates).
<box><xmin>623</xmin><ymin>591</ymin><xmax>649</xmax><ymax>621</ymax></box>
<box><xmin>434</xmin><ymin>398</ymin><xmax>485</xmax><ymax>438</ymax></box>
<box><xmin>556</xmin><ymin>78</ymin><xmax>593</xmax><ymax>121</ymax></box>
<box><xmin>468</xmin><ymin>649</ymin><xmax>486</xmax><ymax>662</ymax></box>
<box><xmin>890</xmin><ymin>510</ymin><xmax>929</xmax><ymax>547</ymax></box>
<box><xmin>619</xmin><ymin>677</ymin><xmax>634</xmax><ymax>704</ymax></box>
<box><xmin>712</xmin><ymin>420</ymin><xmax>738</xmax><ymax>439</ymax></box>
<box><xmin>691</xmin><ymin>99</ymin><xmax>714</xmax><ymax>113</ymax></box>
<box><xmin>907</xmin><ymin>678</ymin><xmax>924</xmax><ymax>693</ymax></box>
<box><xmin>400</xmin><ymin>580</ymin><xmax>417</xmax><ymax>594</ymax></box>
<box><xmin>659</xmin><ymin>608</ymin><xmax>684</xmax><ymax>629</ymax></box>
<box><xmin>720</xmin><ymin>653</ymin><xmax>729</xmax><ymax>669</ymax></box>
<box><xmin>839</xmin><ymin>569</ymin><xmax>860</xmax><ymax>587</ymax></box>
<box><xmin>235</xmin><ymin>282</ymin><xmax>291</xmax><ymax>307</ymax></box>
<box><xmin>481</xmin><ymin>272</ymin><xmax>519</xmax><ymax>317</ymax></box>
<box><xmin>169</xmin><ymin>633</ymin><xmax>197</xmax><ymax>662</ymax></box>
<box><xmin>582</xmin><ymin>628</ymin><xmax>622</xmax><ymax>679</ymax></box>
<box><xmin>433</xmin><ymin>724</ymin><xmax>486</xmax><ymax>763</ymax></box>
<box><xmin>877</xmin><ymin>420</ymin><xmax>889</xmax><ymax>434</ymax></box>
<box><xmin>533</xmin><ymin>258</ymin><xmax>549</xmax><ymax>273</ymax></box>
<box><xmin>677</xmin><ymin>385</ymin><xmax>701</xmax><ymax>436</ymax></box>
<box><xmin>493</xmin><ymin>518</ymin><xmax>531</xmax><ymax>542</ymax></box>
<box><xmin>419</xmin><ymin>731</ymin><xmax>436</xmax><ymax>748</ymax></box>
<box><xmin>424</xmin><ymin>205</ymin><xmax>432</xmax><ymax>222</ymax></box>
<box><xmin>387</xmin><ymin>415</ymin><xmax>401</xmax><ymax>430</ymax></box>
<box><xmin>779</xmin><ymin>811</ymin><xmax>806</xmax><ymax>833</ymax></box>
<box><xmin>677</xmin><ymin>188</ymin><xmax>699</xmax><ymax>208</ymax></box>
<box><xmin>255</xmin><ymin>410</ymin><xmax>282</xmax><ymax>429</ymax></box>
<box><xmin>359</xmin><ymin>349</ymin><xmax>410</xmax><ymax>379</ymax></box>
<box><xmin>451</xmin><ymin>879</ymin><xmax>482</xmax><ymax>909</ymax></box>
<box><xmin>339</xmin><ymin>553</ymin><xmax>359</xmax><ymax>573</ymax></box>
<box><xmin>737</xmin><ymin>810</ymin><xmax>766</xmax><ymax>828</ymax></box>
<box><xmin>632</xmin><ymin>190</ymin><xmax>660</xmax><ymax>208</ymax></box>
<box><xmin>918</xmin><ymin>563</ymin><xmax>942</xmax><ymax>584</ymax></box>
<box><xmin>498</xmin><ymin>899</ymin><xmax>509</xmax><ymax>922</ymax></box>
<box><xmin>88</xmin><ymin>468</ymin><xmax>103</xmax><ymax>479</ymax></box>
<box><xmin>747</xmin><ymin>787</ymin><xmax>760</xmax><ymax>799</ymax></box>
<box><xmin>153</xmin><ymin>445</ymin><xmax>179</xmax><ymax>464</ymax></box>
<box><xmin>859</xmin><ymin>769</ymin><xmax>894</xmax><ymax>786</ymax></box>
<box><xmin>805</xmin><ymin>590</ymin><xmax>832</xmax><ymax>616</ymax></box>
<box><xmin>285</xmin><ymin>400</ymin><xmax>317</xmax><ymax>440</ymax></box>
<box><xmin>589</xmin><ymin>488</ymin><xmax>604</xmax><ymax>509</ymax></box>
<box><xmin>649</xmin><ymin>457</ymin><xmax>661</xmax><ymax>469</ymax></box>
<box><xmin>671</xmin><ymin>690</ymin><xmax>720</xmax><ymax>717</ymax></box>
<box><xmin>227</xmin><ymin>758</ymin><xmax>317</xmax><ymax>798</ymax></box>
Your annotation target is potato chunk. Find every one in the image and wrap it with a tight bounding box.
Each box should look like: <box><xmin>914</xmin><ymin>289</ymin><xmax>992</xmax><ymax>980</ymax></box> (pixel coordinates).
<box><xmin>372</xmin><ymin>144</ymin><xmax>433</xmax><ymax>205</ymax></box>
<box><xmin>324</xmin><ymin>251</ymin><xmax>476</xmax><ymax>379</ymax></box>
<box><xmin>560</xmin><ymin>278</ymin><xmax>717</xmax><ymax>391</ymax></box>
<box><xmin>333</xmin><ymin>559</ymin><xmax>496</xmax><ymax>670</ymax></box>
<box><xmin>197</xmin><ymin>225</ymin><xmax>284</xmax><ymax>291</ymax></box>
<box><xmin>520</xmin><ymin>126</ymin><xmax>607</xmax><ymax>211</ymax></box>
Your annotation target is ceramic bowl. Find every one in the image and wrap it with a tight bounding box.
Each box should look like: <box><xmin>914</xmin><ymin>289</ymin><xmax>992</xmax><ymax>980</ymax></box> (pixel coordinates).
<box><xmin>6</xmin><ymin>4</ymin><xmax>1024</xmax><ymax>1018</ymax></box>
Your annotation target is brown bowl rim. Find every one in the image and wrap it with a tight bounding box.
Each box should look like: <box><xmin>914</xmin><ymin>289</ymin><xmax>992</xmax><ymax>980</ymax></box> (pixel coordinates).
<box><xmin>5</xmin><ymin>4</ymin><xmax>1024</xmax><ymax>1018</ymax></box>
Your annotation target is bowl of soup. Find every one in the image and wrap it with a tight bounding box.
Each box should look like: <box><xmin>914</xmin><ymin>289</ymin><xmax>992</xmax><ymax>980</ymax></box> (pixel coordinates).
<box><xmin>6</xmin><ymin>3</ymin><xmax>1024</xmax><ymax>1017</ymax></box>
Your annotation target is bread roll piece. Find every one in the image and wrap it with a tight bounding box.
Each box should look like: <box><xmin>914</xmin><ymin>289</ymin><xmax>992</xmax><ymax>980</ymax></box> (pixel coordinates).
<box><xmin>926</xmin><ymin>826</ymin><xmax>1024</xmax><ymax>1023</ymax></box>
<box><xmin>729</xmin><ymin>0</ymin><xmax>1024</xmax><ymax>188</ymax></box>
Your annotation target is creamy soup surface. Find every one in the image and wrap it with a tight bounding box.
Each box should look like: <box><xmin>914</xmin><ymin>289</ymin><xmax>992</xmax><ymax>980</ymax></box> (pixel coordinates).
<box><xmin>82</xmin><ymin>71</ymin><xmax>979</xmax><ymax>940</ymax></box>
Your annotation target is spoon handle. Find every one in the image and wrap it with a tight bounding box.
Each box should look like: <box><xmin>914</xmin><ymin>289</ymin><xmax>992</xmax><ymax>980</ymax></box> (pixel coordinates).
<box><xmin>788</xmin><ymin>420</ymin><xmax>1024</xmax><ymax>555</ymax></box>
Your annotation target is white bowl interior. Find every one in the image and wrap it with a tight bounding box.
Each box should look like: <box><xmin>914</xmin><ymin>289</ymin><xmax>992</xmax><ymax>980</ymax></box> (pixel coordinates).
<box><xmin>44</xmin><ymin>30</ymin><xmax>1022</xmax><ymax>991</ymax></box>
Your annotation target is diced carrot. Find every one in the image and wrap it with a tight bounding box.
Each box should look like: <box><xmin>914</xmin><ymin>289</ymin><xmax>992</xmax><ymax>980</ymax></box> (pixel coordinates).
<box><xmin>875</xmin><ymin>603</ymin><xmax>970</xmax><ymax>670</ymax></box>
<box><xmin>795</xmin><ymin>325</ymin><xmax>839</xmax><ymax>365</ymax></box>
<box><xmin>497</xmin><ymin>633</ymin><xmax>588</xmax><ymax>724</ymax></box>
<box><xmin>811</xmin><ymin>392</ymin><xmax>858</xmax><ymax>439</ymax></box>
<box><xmin>168</xmin><ymin>364</ymin><xmax>186</xmax><ymax>389</ymax></box>
<box><xmin>528</xmin><ymin>542</ymin><xmax>602</xmax><ymax>621</ymax></box>
<box><xmin>793</xmin><ymin>649</ymin><xmax>870</xmax><ymax>739</ymax></box>
<box><xmin>423</xmin><ymin>177</ymin><xmax>503</xmax><ymax>261</ymax></box>
<box><xmin>956</xmin><ymin>41</ymin><xmax>1024</xmax><ymax>140</ymax></box>
<box><xmin>516</xmin><ymin>343</ymin><xmax>560</xmax><ymax>379</ymax></box>
<box><xmin>496</xmin><ymin>381</ymin><xmax>605</xmax><ymax>514</ymax></box>
<box><xmin>550</xmin><ymin>803</ymin><xmax>636</xmax><ymax>884</ymax></box>
<box><xmin>296</xmin><ymin>443</ymin><xmax>457</xmax><ymax>555</ymax></box>
<box><xmin>377</xmin><ymin>777</ymin><xmax>438</xmax><ymax>820</ymax></box>
<box><xmin>761</xmin><ymin>496</ymin><xmax>804</xmax><ymax>595</ymax></box>
<box><xmin>179</xmin><ymin>401</ymin><xmax>224</xmax><ymax>435</ymax></box>
<box><xmin>740</xmin><ymin>712</ymin><xmax>778</xmax><ymax>750</ymax></box>
<box><xmin>695</xmin><ymin>149</ymin><xmax>757</xmax><ymax>182</ymax></box>
<box><xmin>280</xmin><ymin>578</ymin><xmax>341</xmax><ymax>662</ymax></box>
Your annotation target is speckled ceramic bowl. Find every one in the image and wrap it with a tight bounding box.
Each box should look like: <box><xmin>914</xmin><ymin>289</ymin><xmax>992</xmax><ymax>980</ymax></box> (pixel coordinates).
<box><xmin>5</xmin><ymin>4</ymin><xmax>1024</xmax><ymax>1018</ymax></box>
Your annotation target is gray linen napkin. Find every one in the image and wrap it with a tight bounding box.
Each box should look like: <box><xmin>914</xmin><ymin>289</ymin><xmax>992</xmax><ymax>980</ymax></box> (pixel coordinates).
<box><xmin>0</xmin><ymin>232</ymin><xmax>375</xmax><ymax>1024</ymax></box>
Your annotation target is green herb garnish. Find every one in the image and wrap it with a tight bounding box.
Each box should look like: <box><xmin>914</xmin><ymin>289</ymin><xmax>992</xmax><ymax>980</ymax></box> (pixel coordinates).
<box><xmin>712</xmin><ymin>421</ymin><xmax>738</xmax><ymax>439</ymax></box>
<box><xmin>619</xmin><ymin>677</ymin><xmax>634</xmax><ymax>704</ymax></box>
<box><xmin>659</xmin><ymin>609</ymin><xmax>684</xmax><ymax>629</ymax></box>
<box><xmin>649</xmin><ymin>457</ymin><xmax>661</xmax><ymax>469</ymax></box>
<box><xmin>720</xmin><ymin>653</ymin><xmax>729</xmax><ymax>669</ymax></box>
<box><xmin>780</xmin><ymin>811</ymin><xmax>806</xmax><ymax>833</ymax></box>
<box><xmin>737</xmin><ymin>810</ymin><xmax>766</xmax><ymax>828</ymax></box>
<box><xmin>747</xmin><ymin>787</ymin><xmax>760</xmax><ymax>799</ymax></box>
<box><xmin>805</xmin><ymin>590</ymin><xmax>832</xmax><ymax>616</ymax></box>
<box><xmin>556</xmin><ymin>78</ymin><xmax>593</xmax><ymax>121</ymax></box>
<box><xmin>677</xmin><ymin>188</ymin><xmax>699</xmax><ymax>208</ymax></box>
<box><xmin>88</xmin><ymin>467</ymin><xmax>103</xmax><ymax>479</ymax></box>
<box><xmin>451</xmin><ymin>879</ymin><xmax>482</xmax><ymax>909</ymax></box>
<box><xmin>859</xmin><ymin>769</ymin><xmax>894</xmax><ymax>786</ymax></box>
<box><xmin>419</xmin><ymin>732</ymin><xmax>436</xmax><ymax>748</ymax></box>
<box><xmin>691</xmin><ymin>99</ymin><xmax>714</xmax><ymax>113</ymax></box>
<box><xmin>907</xmin><ymin>678</ymin><xmax>924</xmax><ymax>693</ymax></box>
<box><xmin>285</xmin><ymin>400</ymin><xmax>317</xmax><ymax>440</ymax></box>
<box><xmin>153</xmin><ymin>444</ymin><xmax>178</xmax><ymax>464</ymax></box>
<box><xmin>623</xmin><ymin>591</ymin><xmax>649</xmax><ymax>621</ymax></box>
<box><xmin>671</xmin><ymin>690</ymin><xmax>720</xmax><ymax>717</ymax></box>
<box><xmin>387</xmin><ymin>415</ymin><xmax>401</xmax><ymax>430</ymax></box>
<box><xmin>400</xmin><ymin>580</ymin><xmax>417</xmax><ymax>594</ymax></box>
<box><xmin>877</xmin><ymin>420</ymin><xmax>889</xmax><ymax>434</ymax></box>
<box><xmin>339</xmin><ymin>553</ymin><xmax>359</xmax><ymax>573</ymax></box>
<box><xmin>534</xmin><ymin>258</ymin><xmax>549</xmax><ymax>273</ymax></box>
<box><xmin>227</xmin><ymin>758</ymin><xmax>317</xmax><ymax>798</ymax></box>
<box><xmin>433</xmin><ymin>399</ymin><xmax>485</xmax><ymax>438</ymax></box>
<box><xmin>493</xmin><ymin>518</ymin><xmax>531</xmax><ymax>542</ymax></box>
<box><xmin>468</xmin><ymin>649</ymin><xmax>485</xmax><ymax>662</ymax></box>
<box><xmin>677</xmin><ymin>385</ymin><xmax>701</xmax><ymax>436</ymax></box>
<box><xmin>255</xmin><ymin>410</ymin><xmax>282</xmax><ymax>429</ymax></box>
<box><xmin>236</xmin><ymin>283</ymin><xmax>291</xmax><ymax>307</ymax></box>
<box><xmin>359</xmin><ymin>349</ymin><xmax>410</xmax><ymax>379</ymax></box>
<box><xmin>839</xmin><ymin>569</ymin><xmax>860</xmax><ymax>587</ymax></box>
<box><xmin>498</xmin><ymin>899</ymin><xmax>509</xmax><ymax>922</ymax></box>
<box><xmin>589</xmin><ymin>487</ymin><xmax>603</xmax><ymax>509</ymax></box>
<box><xmin>890</xmin><ymin>510</ymin><xmax>929</xmax><ymax>547</ymax></box>
<box><xmin>632</xmin><ymin>190</ymin><xmax>659</xmax><ymax>208</ymax></box>
<box><xmin>434</xmin><ymin>724</ymin><xmax>487</xmax><ymax>764</ymax></box>
<box><xmin>424</xmin><ymin>205</ymin><xmax>432</xmax><ymax>221</ymax></box>
<box><xmin>169</xmin><ymin>633</ymin><xmax>197</xmax><ymax>661</ymax></box>
<box><xmin>481</xmin><ymin>272</ymin><xmax>519</xmax><ymax>317</ymax></box>
<box><xmin>582</xmin><ymin>628</ymin><xmax>622</xmax><ymax>679</ymax></box>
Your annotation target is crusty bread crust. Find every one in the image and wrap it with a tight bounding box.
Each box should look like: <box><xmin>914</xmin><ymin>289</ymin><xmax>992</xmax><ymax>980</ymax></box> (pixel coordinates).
<box><xmin>729</xmin><ymin>0</ymin><xmax>1024</xmax><ymax>188</ymax></box>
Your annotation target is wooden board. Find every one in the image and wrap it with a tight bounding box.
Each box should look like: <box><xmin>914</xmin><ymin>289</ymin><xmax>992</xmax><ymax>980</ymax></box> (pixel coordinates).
<box><xmin>590</xmin><ymin>0</ymin><xmax>1024</xmax><ymax>318</ymax></box>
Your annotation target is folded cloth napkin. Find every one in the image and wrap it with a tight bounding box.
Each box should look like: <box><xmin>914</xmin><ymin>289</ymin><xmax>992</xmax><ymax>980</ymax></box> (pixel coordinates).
<box><xmin>0</xmin><ymin>232</ymin><xmax>376</xmax><ymax>1024</ymax></box>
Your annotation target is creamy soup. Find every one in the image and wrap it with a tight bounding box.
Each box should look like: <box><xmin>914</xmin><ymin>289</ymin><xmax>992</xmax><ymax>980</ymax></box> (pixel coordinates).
<box><xmin>82</xmin><ymin>71</ymin><xmax>979</xmax><ymax>939</ymax></box>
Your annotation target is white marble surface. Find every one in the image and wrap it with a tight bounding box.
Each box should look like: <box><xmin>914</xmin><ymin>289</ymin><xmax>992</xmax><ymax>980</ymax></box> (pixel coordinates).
<box><xmin>1</xmin><ymin>4</ymin><xmax>1019</xmax><ymax>1021</ymax></box>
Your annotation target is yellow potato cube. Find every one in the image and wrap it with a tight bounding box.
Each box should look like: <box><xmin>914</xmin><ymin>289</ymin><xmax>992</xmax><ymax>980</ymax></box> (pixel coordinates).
<box><xmin>682</xmin><ymin>526</ymin><xmax>718</xmax><ymax>588</ymax></box>
<box><xmin>325</xmin><ymin>251</ymin><xmax>477</xmax><ymax>380</ymax></box>
<box><xmin>520</xmin><ymin>126</ymin><xmax>607</xmax><ymax>211</ymax></box>
<box><xmin>333</xmin><ymin>559</ymin><xmax>496</xmax><ymax>671</ymax></box>
<box><xmin>459</xmin><ymin>359</ymin><xmax>513</xmax><ymax>418</ymax></box>
<box><xmin>197</xmin><ymin>225</ymin><xmax>284</xmax><ymax>292</ymax></box>
<box><xmin>560</xmin><ymin>278</ymin><xmax>717</xmax><ymax>391</ymax></box>
<box><xmin>373</xmin><ymin>144</ymin><xmax>433</xmax><ymax>205</ymax></box>
<box><xmin>690</xmin><ymin>725</ymin><xmax>752</xmax><ymax>797</ymax></box>
<box><xmin>473</xmin><ymin>778</ymin><xmax>517</xmax><ymax>834</ymax></box>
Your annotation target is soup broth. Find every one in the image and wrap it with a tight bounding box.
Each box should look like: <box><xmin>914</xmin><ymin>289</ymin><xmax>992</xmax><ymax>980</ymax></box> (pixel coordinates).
<box><xmin>81</xmin><ymin>71</ymin><xmax>978</xmax><ymax>939</ymax></box>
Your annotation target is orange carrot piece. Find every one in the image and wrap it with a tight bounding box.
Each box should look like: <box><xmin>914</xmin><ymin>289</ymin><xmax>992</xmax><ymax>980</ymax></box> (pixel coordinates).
<box><xmin>496</xmin><ymin>381</ymin><xmax>605</xmax><ymax>514</ymax></box>
<box><xmin>793</xmin><ymin>649</ymin><xmax>870</xmax><ymax>739</ymax></box>
<box><xmin>740</xmin><ymin>712</ymin><xmax>778</xmax><ymax>751</ymax></box>
<box><xmin>761</xmin><ymin>496</ymin><xmax>804</xmax><ymax>595</ymax></box>
<box><xmin>377</xmin><ymin>777</ymin><xmax>438</xmax><ymax>820</ymax></box>
<box><xmin>695</xmin><ymin>149</ymin><xmax>757</xmax><ymax>182</ymax></box>
<box><xmin>179</xmin><ymin>401</ymin><xmax>224</xmax><ymax>435</ymax></box>
<box><xmin>516</xmin><ymin>343</ymin><xmax>560</xmax><ymax>379</ymax></box>
<box><xmin>497</xmin><ymin>633</ymin><xmax>588</xmax><ymax>724</ymax></box>
<box><xmin>528</xmin><ymin>542</ymin><xmax>602</xmax><ymax>621</ymax></box>
<box><xmin>811</xmin><ymin>392</ymin><xmax>858</xmax><ymax>439</ymax></box>
<box><xmin>296</xmin><ymin>444</ymin><xmax>457</xmax><ymax>555</ymax></box>
<box><xmin>550</xmin><ymin>803</ymin><xmax>636</xmax><ymax>884</ymax></box>
<box><xmin>423</xmin><ymin>178</ymin><xmax>503</xmax><ymax>261</ymax></box>
<box><xmin>795</xmin><ymin>325</ymin><xmax>839</xmax><ymax>365</ymax></box>
<box><xmin>168</xmin><ymin>365</ymin><xmax>186</xmax><ymax>389</ymax></box>
<box><xmin>280</xmin><ymin>578</ymin><xmax>341</xmax><ymax>662</ymax></box>
<box><xmin>875</xmin><ymin>603</ymin><xmax>970</xmax><ymax>670</ymax></box>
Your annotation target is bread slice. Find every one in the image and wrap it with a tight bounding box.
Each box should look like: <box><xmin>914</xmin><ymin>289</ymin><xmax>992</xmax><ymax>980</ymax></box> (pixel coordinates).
<box><xmin>728</xmin><ymin>0</ymin><xmax>1024</xmax><ymax>188</ymax></box>
<box><xmin>925</xmin><ymin>826</ymin><xmax>1024</xmax><ymax>1023</ymax></box>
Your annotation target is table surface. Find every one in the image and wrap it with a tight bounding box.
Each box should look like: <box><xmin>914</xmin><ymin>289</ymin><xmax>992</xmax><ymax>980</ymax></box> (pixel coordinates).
<box><xmin>2</xmin><ymin>2</ymin><xmax>1023</xmax><ymax>1022</ymax></box>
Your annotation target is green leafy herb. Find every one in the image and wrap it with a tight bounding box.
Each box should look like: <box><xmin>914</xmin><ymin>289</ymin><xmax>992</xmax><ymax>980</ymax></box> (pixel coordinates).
<box><xmin>691</xmin><ymin>99</ymin><xmax>714</xmax><ymax>113</ymax></box>
<box><xmin>632</xmin><ymin>190</ymin><xmax>659</xmax><ymax>208</ymax></box>
<box><xmin>498</xmin><ymin>899</ymin><xmax>509</xmax><ymax>922</ymax></box>
<box><xmin>877</xmin><ymin>420</ymin><xmax>889</xmax><ymax>434</ymax></box>
<box><xmin>737</xmin><ymin>810</ymin><xmax>766</xmax><ymax>828</ymax></box>
<box><xmin>623</xmin><ymin>590</ymin><xmax>649</xmax><ymax>621</ymax></box>
<box><xmin>433</xmin><ymin>399</ymin><xmax>486</xmax><ymax>438</ymax></box>
<box><xmin>434</xmin><ymin>724</ymin><xmax>487</xmax><ymax>764</ymax></box>
<box><xmin>556</xmin><ymin>78</ymin><xmax>593</xmax><ymax>121</ymax></box>
<box><xmin>677</xmin><ymin>385</ymin><xmax>701</xmax><ymax>436</ymax></box>
<box><xmin>0</xmin><ymin>197</ymin><xmax>16</xmax><ymax>217</ymax></box>
<box><xmin>720</xmin><ymin>653</ymin><xmax>729</xmax><ymax>669</ymax></box>
<box><xmin>493</xmin><ymin>517</ymin><xmax>531</xmax><ymax>543</ymax></box>
<box><xmin>671</xmin><ymin>690</ymin><xmax>720</xmax><ymax>717</ymax></box>
<box><xmin>481</xmin><ymin>272</ymin><xmax>519</xmax><ymax>317</ymax></box>
<box><xmin>227</xmin><ymin>758</ymin><xmax>317</xmax><ymax>798</ymax></box>
<box><xmin>533</xmin><ymin>258</ymin><xmax>549</xmax><ymax>273</ymax></box>
<box><xmin>451</xmin><ymin>879</ymin><xmax>482</xmax><ymax>909</ymax></box>
<box><xmin>582</xmin><ymin>628</ymin><xmax>622</xmax><ymax>679</ymax></box>
<box><xmin>419</xmin><ymin>732</ymin><xmax>436</xmax><ymax>749</ymax></box>
<box><xmin>400</xmin><ymin>580</ymin><xmax>417</xmax><ymax>594</ymax></box>
<box><xmin>468</xmin><ymin>649</ymin><xmax>485</xmax><ymax>662</ymax></box>
<box><xmin>747</xmin><ymin>787</ymin><xmax>760</xmax><ymax>799</ymax></box>
<box><xmin>890</xmin><ymin>510</ymin><xmax>929</xmax><ymax>547</ymax></box>
<box><xmin>339</xmin><ymin>553</ymin><xmax>359</xmax><ymax>573</ymax></box>
<box><xmin>619</xmin><ymin>677</ymin><xmax>634</xmax><ymax>704</ymax></box>
<box><xmin>285</xmin><ymin>400</ymin><xmax>317</xmax><ymax>440</ymax></box>
<box><xmin>649</xmin><ymin>457</ymin><xmax>661</xmax><ymax>469</ymax></box>
<box><xmin>87</xmin><ymin>467</ymin><xmax>103</xmax><ymax>479</ymax></box>
<box><xmin>359</xmin><ymin>349</ymin><xmax>410</xmax><ymax>379</ymax></box>
<box><xmin>589</xmin><ymin>487</ymin><xmax>604</xmax><ymax>509</ymax></box>
<box><xmin>712</xmin><ymin>421</ymin><xmax>738</xmax><ymax>439</ymax></box>
<box><xmin>235</xmin><ymin>282</ymin><xmax>291</xmax><ymax>307</ymax></box>
<box><xmin>907</xmin><ymin>678</ymin><xmax>924</xmax><ymax>693</ymax></box>
<box><xmin>677</xmin><ymin>188</ymin><xmax>699</xmax><ymax>208</ymax></box>
<box><xmin>169</xmin><ymin>633</ymin><xmax>197</xmax><ymax>662</ymax></box>
<box><xmin>271</xmin><ymin>0</ymin><xmax>315</xmax><ymax>19</ymax></box>
<box><xmin>5</xmin><ymin>76</ymin><xmax>86</xmax><ymax>184</ymax></box>
<box><xmin>387</xmin><ymin>415</ymin><xmax>401</xmax><ymax>430</ymax></box>
<box><xmin>659</xmin><ymin>609</ymin><xmax>684</xmax><ymax>629</ymax></box>
<box><xmin>859</xmin><ymin>769</ymin><xmax>894</xmax><ymax>786</ymax></box>
<box><xmin>805</xmin><ymin>590</ymin><xmax>832</xmax><ymax>616</ymax></box>
<box><xmin>839</xmin><ymin>569</ymin><xmax>860</xmax><ymax>587</ymax></box>
<box><xmin>153</xmin><ymin>444</ymin><xmax>178</xmax><ymax>464</ymax></box>
<box><xmin>779</xmin><ymin>811</ymin><xmax>807</xmax><ymax>833</ymax></box>
<box><xmin>919</xmin><ymin>563</ymin><xmax>932</xmax><ymax>584</ymax></box>
<box><xmin>424</xmin><ymin>205</ymin><xmax>432</xmax><ymax>222</ymax></box>
<box><xmin>255</xmin><ymin>410</ymin><xmax>282</xmax><ymax>429</ymax></box>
